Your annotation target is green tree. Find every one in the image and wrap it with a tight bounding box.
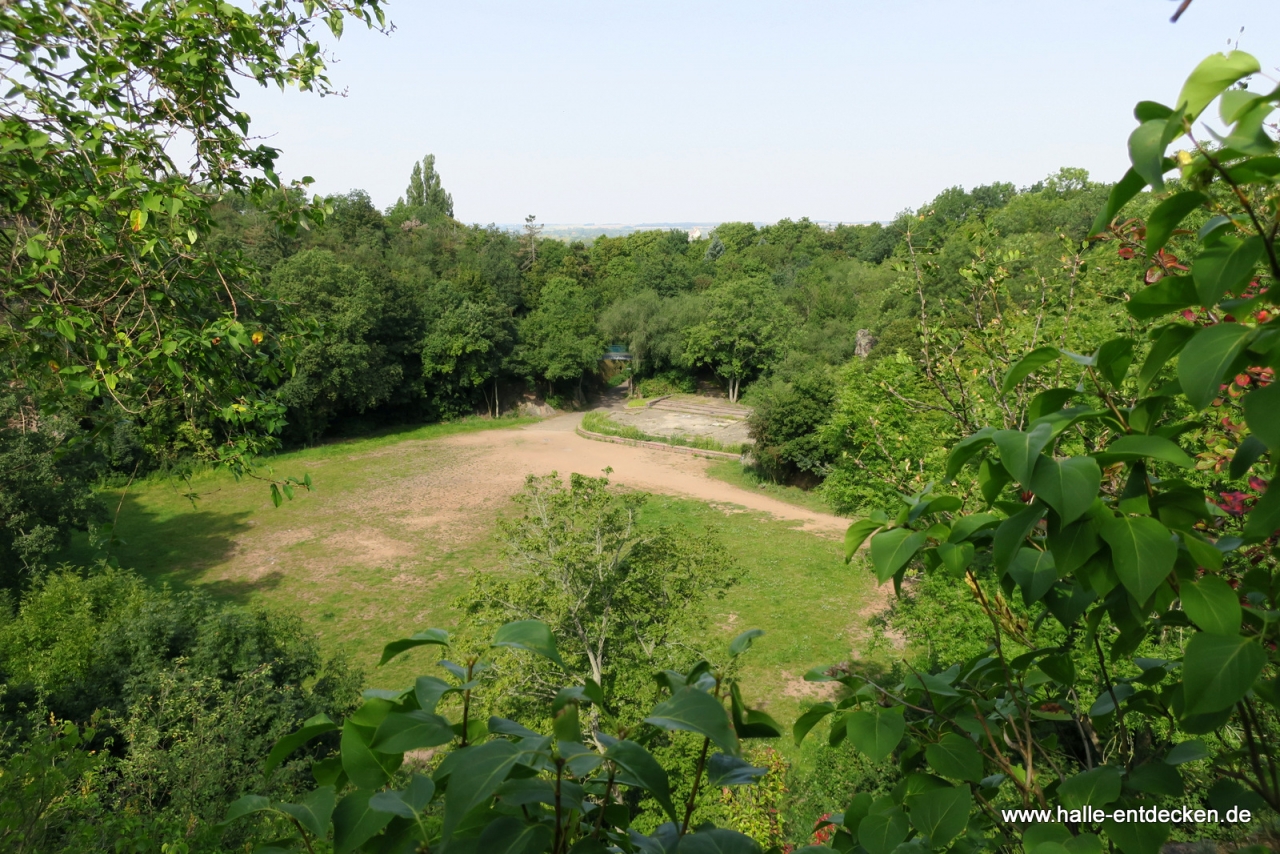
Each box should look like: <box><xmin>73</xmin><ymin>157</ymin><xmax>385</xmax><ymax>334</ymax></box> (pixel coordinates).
<box><xmin>401</xmin><ymin>154</ymin><xmax>453</xmax><ymax>219</ymax></box>
<box><xmin>420</xmin><ymin>280</ymin><xmax>514</xmax><ymax>418</ymax></box>
<box><xmin>684</xmin><ymin>276</ymin><xmax>793</xmax><ymax>402</ymax></box>
<box><xmin>518</xmin><ymin>276</ymin><xmax>603</xmax><ymax>400</ymax></box>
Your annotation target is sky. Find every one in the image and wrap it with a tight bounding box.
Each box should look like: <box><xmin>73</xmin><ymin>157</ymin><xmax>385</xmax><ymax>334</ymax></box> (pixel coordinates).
<box><xmin>234</xmin><ymin>1</ymin><xmax>1280</xmax><ymax>226</ymax></box>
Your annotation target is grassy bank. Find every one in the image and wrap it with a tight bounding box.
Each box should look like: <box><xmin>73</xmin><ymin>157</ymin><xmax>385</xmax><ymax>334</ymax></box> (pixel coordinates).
<box><xmin>580</xmin><ymin>410</ymin><xmax>747</xmax><ymax>455</ymax></box>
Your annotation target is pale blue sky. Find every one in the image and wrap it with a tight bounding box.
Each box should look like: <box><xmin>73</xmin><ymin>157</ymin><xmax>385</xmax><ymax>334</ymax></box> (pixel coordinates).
<box><xmin>236</xmin><ymin>1</ymin><xmax>1280</xmax><ymax>225</ymax></box>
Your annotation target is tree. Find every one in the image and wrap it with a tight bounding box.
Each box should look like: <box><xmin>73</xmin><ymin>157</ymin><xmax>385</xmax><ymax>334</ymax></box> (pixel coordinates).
<box><xmin>0</xmin><ymin>0</ymin><xmax>387</xmax><ymax>477</ymax></box>
<box><xmin>518</xmin><ymin>276</ymin><xmax>602</xmax><ymax>399</ymax></box>
<box><xmin>684</xmin><ymin>276</ymin><xmax>793</xmax><ymax>402</ymax></box>
<box><xmin>403</xmin><ymin>154</ymin><xmax>453</xmax><ymax>219</ymax></box>
<box><xmin>419</xmin><ymin>280</ymin><xmax>514</xmax><ymax>418</ymax></box>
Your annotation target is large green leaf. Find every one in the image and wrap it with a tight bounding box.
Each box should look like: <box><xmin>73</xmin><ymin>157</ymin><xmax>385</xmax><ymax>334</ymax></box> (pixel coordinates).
<box><xmin>1242</xmin><ymin>380</ymin><xmax>1280</xmax><ymax>451</ymax></box>
<box><xmin>868</xmin><ymin>528</ymin><xmax>928</xmax><ymax>584</ymax></box>
<box><xmin>1244</xmin><ymin>482</ymin><xmax>1280</xmax><ymax>540</ymax></box>
<box><xmin>606</xmin><ymin>739</ymin><xmax>677</xmax><ymax>823</ymax></box>
<box><xmin>1127</xmin><ymin>276</ymin><xmax>1199</xmax><ymax>319</ymax></box>
<box><xmin>333</xmin><ymin>789</ymin><xmax>393</xmax><ymax>854</ymax></box>
<box><xmin>1099</xmin><ymin>515</ymin><xmax>1175</xmax><ymax>604</ymax></box>
<box><xmin>645</xmin><ymin>686</ymin><xmax>739</xmax><ymax>755</ymax></box>
<box><xmin>220</xmin><ymin>794</ymin><xmax>271</xmax><ymax>826</ymax></box>
<box><xmin>441</xmin><ymin>740</ymin><xmax>521</xmax><ymax>840</ymax></box>
<box><xmin>1178</xmin><ymin>323</ymin><xmax>1254</xmax><ymax>410</ymax></box>
<box><xmin>1182</xmin><ymin>633</ymin><xmax>1267</xmax><ymax>715</ymax></box>
<box><xmin>992</xmin><ymin>503</ymin><xmax>1046</xmax><ymax>574</ymax></box>
<box><xmin>924</xmin><ymin>733</ymin><xmax>983</xmax><ymax>783</ymax></box>
<box><xmin>1058</xmin><ymin>766</ymin><xmax>1122</xmax><ymax>810</ymax></box>
<box><xmin>1030</xmin><ymin>456</ymin><xmax>1100</xmax><ymax>525</ymax></box>
<box><xmin>476</xmin><ymin>815</ymin><xmax>553</xmax><ymax>854</ymax></box>
<box><xmin>993</xmin><ymin>423</ymin><xmax>1054</xmax><ymax>485</ymax></box>
<box><xmin>1180</xmin><ymin>576</ymin><xmax>1241</xmax><ymax>636</ymax></box>
<box><xmin>275</xmin><ymin>786</ymin><xmax>336</xmax><ymax>840</ymax></box>
<box><xmin>1047</xmin><ymin>515</ymin><xmax>1101</xmax><ymax>576</ymax></box>
<box><xmin>1009</xmin><ymin>547</ymin><xmax>1057</xmax><ymax>604</ymax></box>
<box><xmin>946</xmin><ymin>427</ymin><xmax>996</xmax><ymax>479</ymax></box>
<box><xmin>937</xmin><ymin>541</ymin><xmax>975</xmax><ymax>576</ymax></box>
<box><xmin>371</xmin><ymin>710</ymin><xmax>454</xmax><ymax>753</ymax></box>
<box><xmin>264</xmin><ymin>713</ymin><xmax>337</xmax><ymax>775</ymax></box>
<box><xmin>1094</xmin><ymin>337</ymin><xmax>1136</xmax><ymax>387</ymax></box>
<box><xmin>676</xmin><ymin>828</ymin><xmax>764</xmax><ymax>854</ymax></box>
<box><xmin>845</xmin><ymin>707</ymin><xmax>905</xmax><ymax>762</ymax></box>
<box><xmin>491</xmin><ymin>620</ymin><xmax>567</xmax><ymax>669</ymax></box>
<box><xmin>857</xmin><ymin>809</ymin><xmax>909</xmax><ymax>854</ymax></box>
<box><xmin>341</xmin><ymin>721</ymin><xmax>403</xmax><ymax>790</ymax></box>
<box><xmin>1102</xmin><ymin>816</ymin><xmax>1170</xmax><ymax>854</ymax></box>
<box><xmin>378</xmin><ymin>628</ymin><xmax>449</xmax><ymax>666</ymax></box>
<box><xmin>844</xmin><ymin>519</ymin><xmax>882</xmax><ymax>562</ymax></box>
<box><xmin>1137</xmin><ymin>324</ymin><xmax>1195</xmax><ymax>391</ymax></box>
<box><xmin>1176</xmin><ymin>51</ymin><xmax>1261</xmax><ymax>123</ymax></box>
<box><xmin>1129</xmin><ymin>119</ymin><xmax>1172</xmax><ymax>190</ymax></box>
<box><xmin>1090</xmin><ymin>168</ymin><xmax>1147</xmax><ymax>236</ymax></box>
<box><xmin>1001</xmin><ymin>346</ymin><xmax>1061</xmax><ymax>394</ymax></box>
<box><xmin>1144</xmin><ymin>191</ymin><xmax>1207</xmax><ymax>256</ymax></box>
<box><xmin>1092</xmin><ymin>435</ymin><xmax>1194</xmax><ymax>469</ymax></box>
<box><xmin>1193</xmin><ymin>235</ymin><xmax>1265</xmax><ymax>306</ymax></box>
<box><xmin>908</xmin><ymin>785</ymin><xmax>971</xmax><ymax>848</ymax></box>
<box><xmin>792</xmin><ymin>702</ymin><xmax>836</xmax><ymax>746</ymax></box>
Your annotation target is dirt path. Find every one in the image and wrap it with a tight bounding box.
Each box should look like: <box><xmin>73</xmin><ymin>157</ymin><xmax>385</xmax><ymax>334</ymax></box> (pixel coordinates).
<box><xmin>434</xmin><ymin>412</ymin><xmax>849</xmax><ymax>536</ymax></box>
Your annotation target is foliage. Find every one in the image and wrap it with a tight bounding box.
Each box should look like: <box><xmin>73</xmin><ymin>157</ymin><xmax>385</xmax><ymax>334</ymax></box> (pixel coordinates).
<box><xmin>685</xmin><ymin>276</ymin><xmax>796</xmax><ymax>403</ymax></box>
<box><xmin>745</xmin><ymin>363</ymin><xmax>837</xmax><ymax>484</ymax></box>
<box><xmin>458</xmin><ymin>472</ymin><xmax>737</xmax><ymax>722</ymax></box>
<box><xmin>224</xmin><ymin>618</ymin><xmax>785</xmax><ymax>853</ymax></box>
<box><xmin>519</xmin><ymin>277</ymin><xmax>605</xmax><ymax>400</ymax></box>
<box><xmin>804</xmin><ymin>51</ymin><xmax>1280</xmax><ymax>853</ymax></box>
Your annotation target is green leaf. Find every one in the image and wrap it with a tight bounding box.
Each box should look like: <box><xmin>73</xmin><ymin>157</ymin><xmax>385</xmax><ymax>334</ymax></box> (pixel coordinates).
<box><xmin>606</xmin><ymin>739</ymin><xmax>678</xmax><ymax>823</ymax></box>
<box><xmin>1094</xmin><ymin>337</ymin><xmax>1136</xmax><ymax>387</ymax></box>
<box><xmin>845</xmin><ymin>707</ymin><xmax>905</xmax><ymax>762</ymax></box>
<box><xmin>1093</xmin><ymin>435</ymin><xmax>1194</xmax><ymax>468</ymax></box>
<box><xmin>1176</xmin><ymin>51</ymin><xmax>1261</xmax><ymax>123</ymax></box>
<box><xmin>1144</xmin><ymin>191</ymin><xmax>1207</xmax><ymax>256</ymax></box>
<box><xmin>646</xmin><ymin>686</ymin><xmax>739</xmax><ymax>755</ymax></box>
<box><xmin>1138</xmin><ymin>324</ymin><xmax>1195</xmax><ymax>392</ymax></box>
<box><xmin>1243</xmin><ymin>380</ymin><xmax>1280</xmax><ymax>452</ymax></box>
<box><xmin>1129</xmin><ymin>119</ymin><xmax>1172</xmax><ymax>190</ymax></box>
<box><xmin>707</xmin><ymin>753</ymin><xmax>768</xmax><ymax>786</ymax></box>
<box><xmin>332</xmin><ymin>790</ymin><xmax>392</xmax><ymax>854</ymax></box>
<box><xmin>946</xmin><ymin>427</ymin><xmax>996</xmax><ymax>479</ymax></box>
<box><xmin>1059</xmin><ymin>766</ymin><xmax>1122</xmax><ymax>810</ymax></box>
<box><xmin>441</xmin><ymin>740</ymin><xmax>521</xmax><ymax>840</ymax></box>
<box><xmin>378</xmin><ymin>628</ymin><xmax>449</xmax><ymax>666</ymax></box>
<box><xmin>792</xmin><ymin>702</ymin><xmax>836</xmax><ymax>746</ymax></box>
<box><xmin>1030</xmin><ymin>456</ymin><xmax>1100</xmax><ymax>525</ymax></box>
<box><xmin>1009</xmin><ymin>548</ymin><xmax>1057</xmax><ymax>604</ymax></box>
<box><xmin>264</xmin><ymin>713</ymin><xmax>337</xmax><ymax>775</ymax></box>
<box><xmin>1180</xmin><ymin>576</ymin><xmax>1241</xmax><ymax>636</ymax></box>
<box><xmin>857</xmin><ymin>809</ymin><xmax>909</xmax><ymax>854</ymax></box>
<box><xmin>1193</xmin><ymin>235</ymin><xmax>1265</xmax><ymax>306</ymax></box>
<box><xmin>1127</xmin><ymin>276</ymin><xmax>1199</xmax><ymax>319</ymax></box>
<box><xmin>1178</xmin><ymin>323</ymin><xmax>1254</xmax><ymax>410</ymax></box>
<box><xmin>676</xmin><ymin>828</ymin><xmax>764</xmax><ymax>854</ymax></box>
<box><xmin>1047</xmin><ymin>515</ymin><xmax>1101</xmax><ymax>576</ymax></box>
<box><xmin>993</xmin><ymin>423</ymin><xmax>1054</xmax><ymax>485</ymax></box>
<box><xmin>275</xmin><ymin>786</ymin><xmax>336</xmax><ymax>839</ymax></box>
<box><xmin>477</xmin><ymin>816</ymin><xmax>554</xmax><ymax>854</ymax></box>
<box><xmin>1100</xmin><ymin>514</ymin><xmax>1176</xmax><ymax>604</ymax></box>
<box><xmin>1102</xmin><ymin>815</ymin><xmax>1170</xmax><ymax>854</ymax></box>
<box><xmin>993</xmin><ymin>503</ymin><xmax>1046</xmax><ymax>574</ymax></box>
<box><xmin>1230</xmin><ymin>435</ymin><xmax>1268</xmax><ymax>479</ymax></box>
<box><xmin>221</xmin><ymin>794</ymin><xmax>271</xmax><ymax>826</ymax></box>
<box><xmin>1244</xmin><ymin>482</ymin><xmax>1280</xmax><ymax>540</ymax></box>
<box><xmin>924</xmin><ymin>733</ymin><xmax>983</xmax><ymax>783</ymax></box>
<box><xmin>341</xmin><ymin>721</ymin><xmax>403</xmax><ymax>790</ymax></box>
<box><xmin>415</xmin><ymin>676</ymin><xmax>455</xmax><ymax>714</ymax></box>
<box><xmin>1165</xmin><ymin>739</ymin><xmax>1210</xmax><ymax>765</ymax></box>
<box><xmin>491</xmin><ymin>620</ymin><xmax>567</xmax><ymax>669</ymax></box>
<box><xmin>1126</xmin><ymin>762</ymin><xmax>1184</xmax><ymax>797</ymax></box>
<box><xmin>844</xmin><ymin>519</ymin><xmax>881</xmax><ymax>562</ymax></box>
<box><xmin>1182</xmin><ymin>633</ymin><xmax>1267</xmax><ymax>715</ymax></box>
<box><xmin>729</xmin><ymin>629</ymin><xmax>765</xmax><ymax>657</ymax></box>
<box><xmin>908</xmin><ymin>785</ymin><xmax>971</xmax><ymax>848</ymax></box>
<box><xmin>1001</xmin><ymin>346</ymin><xmax>1061</xmax><ymax>394</ymax></box>
<box><xmin>1028</xmin><ymin>388</ymin><xmax>1077</xmax><ymax>421</ymax></box>
<box><xmin>868</xmin><ymin>528</ymin><xmax>928</xmax><ymax>584</ymax></box>
<box><xmin>371</xmin><ymin>710</ymin><xmax>454</xmax><ymax>753</ymax></box>
<box><xmin>1090</xmin><ymin>168</ymin><xmax>1146</xmax><ymax>236</ymax></box>
<box><xmin>936</xmin><ymin>541</ymin><xmax>975</xmax><ymax>576</ymax></box>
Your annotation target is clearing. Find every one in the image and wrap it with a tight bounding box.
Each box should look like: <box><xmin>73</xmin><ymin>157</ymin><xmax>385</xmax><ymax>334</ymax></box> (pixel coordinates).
<box><xmin>70</xmin><ymin>411</ymin><xmax>884</xmax><ymax>729</ymax></box>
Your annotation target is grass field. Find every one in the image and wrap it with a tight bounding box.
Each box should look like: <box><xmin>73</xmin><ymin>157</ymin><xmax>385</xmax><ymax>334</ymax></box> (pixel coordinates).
<box><xmin>704</xmin><ymin>459</ymin><xmax>841</xmax><ymax>518</ymax></box>
<box><xmin>63</xmin><ymin>414</ymin><xmax>884</xmax><ymax>745</ymax></box>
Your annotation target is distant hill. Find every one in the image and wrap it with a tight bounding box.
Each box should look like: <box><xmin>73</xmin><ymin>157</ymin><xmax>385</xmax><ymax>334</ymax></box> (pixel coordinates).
<box><xmin>484</xmin><ymin>221</ymin><xmax>886</xmax><ymax>242</ymax></box>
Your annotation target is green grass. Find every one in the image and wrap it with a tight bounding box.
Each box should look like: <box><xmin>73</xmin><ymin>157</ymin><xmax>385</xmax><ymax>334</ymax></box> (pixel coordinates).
<box><xmin>704</xmin><ymin>460</ymin><xmax>842</xmax><ymax>518</ymax></box>
<box><xmin>580</xmin><ymin>410</ymin><xmax>747</xmax><ymax>455</ymax></box>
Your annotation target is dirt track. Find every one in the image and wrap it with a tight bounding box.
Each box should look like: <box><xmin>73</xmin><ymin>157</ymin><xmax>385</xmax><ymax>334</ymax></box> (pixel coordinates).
<box><xmin>433</xmin><ymin>412</ymin><xmax>849</xmax><ymax>536</ymax></box>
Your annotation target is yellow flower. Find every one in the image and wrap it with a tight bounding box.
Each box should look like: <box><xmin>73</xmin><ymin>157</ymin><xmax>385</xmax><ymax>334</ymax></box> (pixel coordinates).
<box><xmin>251</xmin><ymin>331</ymin><xmax>264</xmax><ymax>345</ymax></box>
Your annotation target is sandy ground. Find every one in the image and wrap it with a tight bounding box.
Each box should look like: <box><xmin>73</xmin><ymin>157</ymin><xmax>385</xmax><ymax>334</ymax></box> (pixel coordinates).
<box><xmin>605</xmin><ymin>405</ymin><xmax>753</xmax><ymax>446</ymax></box>
<box><xmin>432</xmin><ymin>411</ymin><xmax>848</xmax><ymax>536</ymax></box>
